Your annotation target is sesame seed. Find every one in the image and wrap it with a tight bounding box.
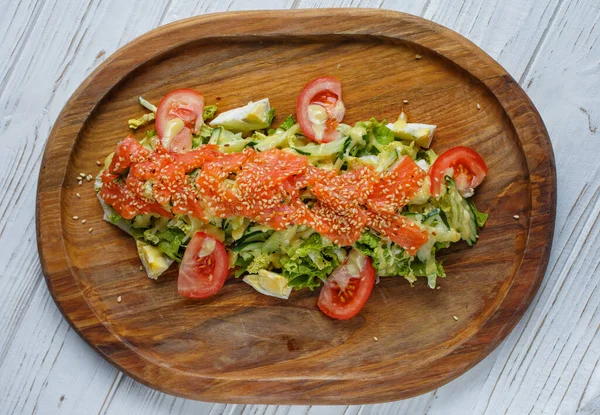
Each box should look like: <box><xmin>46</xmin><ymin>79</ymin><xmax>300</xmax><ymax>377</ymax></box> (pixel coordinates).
<box><xmin>72</xmin><ymin>216</ymin><xmax>79</xmax><ymax>220</ymax></box>
<box><xmin>88</xmin><ymin>227</ymin><xmax>93</xmax><ymax>233</ymax></box>
<box><xmin>476</xmin><ymin>103</ymin><xmax>481</xmax><ymax>110</ymax></box>
<box><xmin>140</xmin><ymin>265</ymin><xmax>143</xmax><ymax>271</ymax></box>
<box><xmin>79</xmin><ymin>173</ymin><xmax>86</xmax><ymax>177</ymax></box>
<box><xmin>373</xmin><ymin>336</ymin><xmax>378</xmax><ymax>341</ymax></box>
<box><xmin>81</xmin><ymin>219</ymin><xmax>86</xmax><ymax>224</ymax></box>
<box><xmin>77</xmin><ymin>181</ymin><xmax>82</xmax><ymax>186</ymax></box>
<box><xmin>415</xmin><ymin>54</ymin><xmax>422</xmax><ymax>60</ymax></box>
<box><xmin>437</xmin><ymin>286</ymin><xmax>441</xmax><ymax>290</ymax></box>
<box><xmin>453</xmin><ymin>315</ymin><xmax>458</xmax><ymax>321</ymax></box>
<box><xmin>117</xmin><ymin>296</ymin><xmax>122</xmax><ymax>303</ymax></box>
<box><xmin>513</xmin><ymin>215</ymin><xmax>520</xmax><ymax>219</ymax></box>
<box><xmin>96</xmin><ymin>160</ymin><xmax>102</xmax><ymax>166</ymax></box>
<box><xmin>403</xmin><ymin>99</ymin><xmax>409</xmax><ymax>104</ymax></box>
<box><xmin>76</xmin><ymin>193</ymin><xmax>80</xmax><ymax>198</ymax></box>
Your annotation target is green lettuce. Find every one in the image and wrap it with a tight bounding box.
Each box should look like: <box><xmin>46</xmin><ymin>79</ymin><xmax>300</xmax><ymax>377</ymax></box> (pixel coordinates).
<box><xmin>154</xmin><ymin>228</ymin><xmax>187</xmax><ymax>262</ymax></box>
<box><xmin>468</xmin><ymin>198</ymin><xmax>489</xmax><ymax>227</ymax></box>
<box><xmin>128</xmin><ymin>112</ymin><xmax>155</xmax><ymax>129</ymax></box>
<box><xmin>129</xmin><ymin>216</ymin><xmax>188</xmax><ymax>262</ymax></box>
<box><xmin>354</xmin><ymin>231</ymin><xmax>445</xmax><ymax>288</ymax></box>
<box><xmin>203</xmin><ymin>105</ymin><xmax>218</xmax><ymax>120</ymax></box>
<box><xmin>280</xmin><ymin>234</ymin><xmax>343</xmax><ymax>290</ymax></box>
<box><xmin>278</xmin><ymin>115</ymin><xmax>295</xmax><ymax>131</ymax></box>
<box><xmin>107</xmin><ymin>212</ymin><xmax>122</xmax><ymax>225</ymax></box>
<box><xmin>371</xmin><ymin>118</ymin><xmax>395</xmax><ymax>145</ymax></box>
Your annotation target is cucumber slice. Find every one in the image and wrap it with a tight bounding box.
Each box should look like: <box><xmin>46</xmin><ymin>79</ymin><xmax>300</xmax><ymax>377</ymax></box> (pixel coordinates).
<box><xmin>443</xmin><ymin>184</ymin><xmax>478</xmax><ymax>245</ymax></box>
<box><xmin>232</xmin><ymin>241</ymin><xmax>265</xmax><ymax>252</ymax></box>
<box><xmin>292</xmin><ymin>137</ymin><xmax>350</xmax><ymax>158</ymax></box>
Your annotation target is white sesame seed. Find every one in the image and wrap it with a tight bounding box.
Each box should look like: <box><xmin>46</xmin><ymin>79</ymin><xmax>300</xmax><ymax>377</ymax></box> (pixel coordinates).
<box><xmin>373</xmin><ymin>336</ymin><xmax>378</xmax><ymax>341</ymax></box>
<box><xmin>72</xmin><ymin>216</ymin><xmax>78</xmax><ymax>220</ymax></box>
<box><xmin>76</xmin><ymin>193</ymin><xmax>80</xmax><ymax>198</ymax></box>
<box><xmin>403</xmin><ymin>99</ymin><xmax>409</xmax><ymax>104</ymax></box>
<box><xmin>77</xmin><ymin>181</ymin><xmax>82</xmax><ymax>186</ymax></box>
<box><xmin>140</xmin><ymin>265</ymin><xmax>143</xmax><ymax>271</ymax></box>
<box><xmin>88</xmin><ymin>227</ymin><xmax>93</xmax><ymax>233</ymax></box>
<box><xmin>513</xmin><ymin>215</ymin><xmax>520</xmax><ymax>219</ymax></box>
<box><xmin>453</xmin><ymin>315</ymin><xmax>459</xmax><ymax>321</ymax></box>
<box><xmin>96</xmin><ymin>160</ymin><xmax>102</xmax><ymax>166</ymax></box>
<box><xmin>79</xmin><ymin>173</ymin><xmax>86</xmax><ymax>177</ymax></box>
<box><xmin>415</xmin><ymin>54</ymin><xmax>422</xmax><ymax>60</ymax></box>
<box><xmin>81</xmin><ymin>219</ymin><xmax>86</xmax><ymax>224</ymax></box>
<box><xmin>476</xmin><ymin>103</ymin><xmax>481</xmax><ymax>110</ymax></box>
<box><xmin>117</xmin><ymin>296</ymin><xmax>122</xmax><ymax>303</ymax></box>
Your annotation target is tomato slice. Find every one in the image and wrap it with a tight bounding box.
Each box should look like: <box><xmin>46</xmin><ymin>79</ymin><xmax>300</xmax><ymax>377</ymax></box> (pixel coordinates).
<box><xmin>156</xmin><ymin>89</ymin><xmax>205</xmax><ymax>152</ymax></box>
<box><xmin>178</xmin><ymin>232</ymin><xmax>229</xmax><ymax>299</ymax></box>
<box><xmin>429</xmin><ymin>146</ymin><xmax>488</xmax><ymax>198</ymax></box>
<box><xmin>168</xmin><ymin>127</ymin><xmax>193</xmax><ymax>153</ymax></box>
<box><xmin>296</xmin><ymin>77</ymin><xmax>345</xmax><ymax>143</ymax></box>
<box><xmin>318</xmin><ymin>250</ymin><xmax>375</xmax><ymax>320</ymax></box>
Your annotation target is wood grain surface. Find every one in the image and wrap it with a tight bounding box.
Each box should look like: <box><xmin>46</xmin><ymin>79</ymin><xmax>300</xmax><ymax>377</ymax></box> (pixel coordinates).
<box><xmin>35</xmin><ymin>9</ymin><xmax>555</xmax><ymax>405</ymax></box>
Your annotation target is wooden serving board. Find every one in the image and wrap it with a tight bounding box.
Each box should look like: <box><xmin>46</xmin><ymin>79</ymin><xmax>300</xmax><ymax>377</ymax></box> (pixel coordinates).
<box><xmin>36</xmin><ymin>9</ymin><xmax>556</xmax><ymax>404</ymax></box>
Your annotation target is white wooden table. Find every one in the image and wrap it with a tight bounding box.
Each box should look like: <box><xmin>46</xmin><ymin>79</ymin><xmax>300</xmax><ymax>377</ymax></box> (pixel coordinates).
<box><xmin>1</xmin><ymin>0</ymin><xmax>599</xmax><ymax>414</ymax></box>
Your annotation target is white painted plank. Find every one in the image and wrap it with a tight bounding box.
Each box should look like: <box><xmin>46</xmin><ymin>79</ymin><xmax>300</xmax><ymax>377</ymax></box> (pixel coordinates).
<box><xmin>0</xmin><ymin>0</ymin><xmax>199</xmax><ymax>414</ymax></box>
<box><xmin>422</xmin><ymin>0</ymin><xmax>563</xmax><ymax>80</ymax></box>
<box><xmin>472</xmin><ymin>0</ymin><xmax>600</xmax><ymax>412</ymax></box>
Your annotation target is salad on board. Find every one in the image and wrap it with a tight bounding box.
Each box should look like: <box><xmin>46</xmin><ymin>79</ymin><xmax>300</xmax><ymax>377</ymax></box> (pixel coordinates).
<box><xmin>95</xmin><ymin>77</ymin><xmax>489</xmax><ymax>320</ymax></box>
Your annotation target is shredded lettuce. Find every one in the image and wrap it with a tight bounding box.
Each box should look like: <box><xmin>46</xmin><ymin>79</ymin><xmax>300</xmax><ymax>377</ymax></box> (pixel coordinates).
<box><xmin>203</xmin><ymin>105</ymin><xmax>218</xmax><ymax>120</ymax></box>
<box><xmin>468</xmin><ymin>198</ymin><xmax>489</xmax><ymax>227</ymax></box>
<box><xmin>278</xmin><ymin>115</ymin><xmax>295</xmax><ymax>131</ymax></box>
<box><xmin>128</xmin><ymin>112</ymin><xmax>155</xmax><ymax>129</ymax></box>
<box><xmin>107</xmin><ymin>212</ymin><xmax>122</xmax><ymax>225</ymax></box>
<box><xmin>354</xmin><ymin>231</ymin><xmax>445</xmax><ymax>288</ymax></box>
<box><xmin>279</xmin><ymin>234</ymin><xmax>344</xmax><ymax>290</ymax></box>
<box><xmin>267</xmin><ymin>108</ymin><xmax>276</xmax><ymax>125</ymax></box>
<box><xmin>371</xmin><ymin>119</ymin><xmax>395</xmax><ymax>145</ymax></box>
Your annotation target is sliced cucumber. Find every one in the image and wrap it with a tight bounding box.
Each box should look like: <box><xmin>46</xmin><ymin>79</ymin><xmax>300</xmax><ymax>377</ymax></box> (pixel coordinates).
<box><xmin>442</xmin><ymin>183</ymin><xmax>478</xmax><ymax>245</ymax></box>
<box><xmin>232</xmin><ymin>241</ymin><xmax>265</xmax><ymax>252</ymax></box>
<box><xmin>292</xmin><ymin>137</ymin><xmax>350</xmax><ymax>158</ymax></box>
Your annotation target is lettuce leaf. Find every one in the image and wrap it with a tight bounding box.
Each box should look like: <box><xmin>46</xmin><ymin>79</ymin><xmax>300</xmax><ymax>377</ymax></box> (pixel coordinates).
<box><xmin>280</xmin><ymin>234</ymin><xmax>343</xmax><ymax>290</ymax></box>
<box><xmin>155</xmin><ymin>228</ymin><xmax>187</xmax><ymax>262</ymax></box>
<box><xmin>128</xmin><ymin>112</ymin><xmax>155</xmax><ymax>129</ymax></box>
<box><xmin>354</xmin><ymin>231</ymin><xmax>445</xmax><ymax>288</ymax></box>
<box><xmin>371</xmin><ymin>118</ymin><xmax>395</xmax><ymax>145</ymax></box>
<box><xmin>468</xmin><ymin>198</ymin><xmax>489</xmax><ymax>228</ymax></box>
<box><xmin>278</xmin><ymin>115</ymin><xmax>295</xmax><ymax>131</ymax></box>
<box><xmin>203</xmin><ymin>105</ymin><xmax>218</xmax><ymax>121</ymax></box>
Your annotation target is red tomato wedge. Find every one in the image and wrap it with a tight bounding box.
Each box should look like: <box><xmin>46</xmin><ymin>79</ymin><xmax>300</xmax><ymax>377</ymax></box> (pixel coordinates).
<box><xmin>318</xmin><ymin>250</ymin><xmax>375</xmax><ymax>320</ymax></box>
<box><xmin>296</xmin><ymin>77</ymin><xmax>345</xmax><ymax>143</ymax></box>
<box><xmin>156</xmin><ymin>89</ymin><xmax>205</xmax><ymax>152</ymax></box>
<box><xmin>178</xmin><ymin>232</ymin><xmax>228</xmax><ymax>299</ymax></box>
<box><xmin>429</xmin><ymin>146</ymin><xmax>488</xmax><ymax>198</ymax></box>
<box><xmin>168</xmin><ymin>128</ymin><xmax>193</xmax><ymax>153</ymax></box>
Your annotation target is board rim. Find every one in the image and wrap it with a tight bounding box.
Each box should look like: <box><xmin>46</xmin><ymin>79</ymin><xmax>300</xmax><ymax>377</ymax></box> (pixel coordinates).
<box><xmin>36</xmin><ymin>9</ymin><xmax>556</xmax><ymax>404</ymax></box>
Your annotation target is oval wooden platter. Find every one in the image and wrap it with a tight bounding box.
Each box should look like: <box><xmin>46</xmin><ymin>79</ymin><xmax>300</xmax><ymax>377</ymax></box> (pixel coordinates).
<box><xmin>36</xmin><ymin>9</ymin><xmax>556</xmax><ymax>404</ymax></box>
